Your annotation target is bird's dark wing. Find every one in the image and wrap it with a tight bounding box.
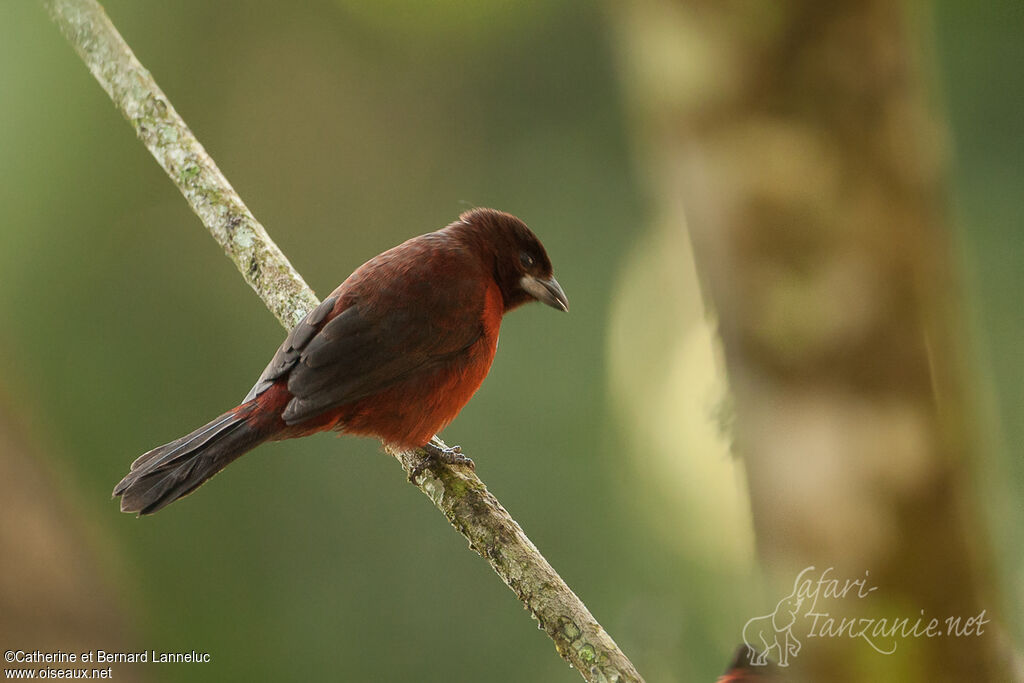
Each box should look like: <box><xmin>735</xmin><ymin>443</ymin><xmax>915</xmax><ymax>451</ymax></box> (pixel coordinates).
<box><xmin>280</xmin><ymin>299</ymin><xmax>483</xmax><ymax>425</ymax></box>
<box><xmin>244</xmin><ymin>242</ymin><xmax>489</xmax><ymax>425</ymax></box>
<box><xmin>243</xmin><ymin>295</ymin><xmax>341</xmax><ymax>403</ymax></box>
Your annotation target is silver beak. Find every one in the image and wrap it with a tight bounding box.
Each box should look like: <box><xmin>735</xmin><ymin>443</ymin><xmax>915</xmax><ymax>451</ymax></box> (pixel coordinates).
<box><xmin>521</xmin><ymin>274</ymin><xmax>569</xmax><ymax>312</ymax></box>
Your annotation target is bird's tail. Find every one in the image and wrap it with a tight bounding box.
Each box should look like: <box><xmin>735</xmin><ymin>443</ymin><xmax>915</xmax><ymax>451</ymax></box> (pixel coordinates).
<box><xmin>113</xmin><ymin>401</ymin><xmax>272</xmax><ymax>515</ymax></box>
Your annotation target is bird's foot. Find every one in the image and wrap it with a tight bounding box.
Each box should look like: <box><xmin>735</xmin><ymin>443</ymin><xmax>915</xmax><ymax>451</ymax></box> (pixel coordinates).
<box><xmin>409</xmin><ymin>439</ymin><xmax>475</xmax><ymax>481</ymax></box>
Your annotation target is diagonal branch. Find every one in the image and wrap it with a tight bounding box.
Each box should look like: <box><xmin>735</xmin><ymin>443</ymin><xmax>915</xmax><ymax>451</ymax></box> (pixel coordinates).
<box><xmin>41</xmin><ymin>1</ymin><xmax>645</xmax><ymax>681</ymax></box>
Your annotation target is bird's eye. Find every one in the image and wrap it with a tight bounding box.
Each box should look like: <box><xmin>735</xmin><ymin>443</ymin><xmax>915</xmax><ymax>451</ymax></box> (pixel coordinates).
<box><xmin>520</xmin><ymin>252</ymin><xmax>534</xmax><ymax>269</ymax></box>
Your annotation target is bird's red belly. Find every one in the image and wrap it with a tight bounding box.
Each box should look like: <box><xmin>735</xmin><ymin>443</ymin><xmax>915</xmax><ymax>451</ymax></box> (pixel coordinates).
<box><xmin>336</xmin><ymin>331</ymin><xmax>499</xmax><ymax>449</ymax></box>
<box><xmin>273</xmin><ymin>282</ymin><xmax>505</xmax><ymax>449</ymax></box>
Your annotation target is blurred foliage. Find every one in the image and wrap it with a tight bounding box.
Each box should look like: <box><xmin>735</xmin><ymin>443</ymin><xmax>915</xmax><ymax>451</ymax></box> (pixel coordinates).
<box><xmin>0</xmin><ymin>1</ymin><xmax>1020</xmax><ymax>681</ymax></box>
<box><xmin>933</xmin><ymin>0</ymin><xmax>1024</xmax><ymax>642</ymax></box>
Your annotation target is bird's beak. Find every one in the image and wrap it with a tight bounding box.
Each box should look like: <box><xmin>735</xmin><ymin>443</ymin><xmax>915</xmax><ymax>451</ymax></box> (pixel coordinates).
<box><xmin>520</xmin><ymin>274</ymin><xmax>569</xmax><ymax>312</ymax></box>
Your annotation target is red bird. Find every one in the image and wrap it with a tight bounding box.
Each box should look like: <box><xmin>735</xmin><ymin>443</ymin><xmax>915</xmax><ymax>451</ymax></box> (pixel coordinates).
<box><xmin>114</xmin><ymin>208</ymin><xmax>568</xmax><ymax>515</ymax></box>
<box><xmin>716</xmin><ymin>646</ymin><xmax>779</xmax><ymax>682</ymax></box>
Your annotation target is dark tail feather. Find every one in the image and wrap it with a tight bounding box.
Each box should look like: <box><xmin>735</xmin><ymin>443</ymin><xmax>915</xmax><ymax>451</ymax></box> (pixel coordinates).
<box><xmin>113</xmin><ymin>403</ymin><xmax>269</xmax><ymax>515</ymax></box>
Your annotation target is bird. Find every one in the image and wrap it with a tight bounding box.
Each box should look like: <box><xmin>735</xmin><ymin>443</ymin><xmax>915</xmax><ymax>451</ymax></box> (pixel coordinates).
<box><xmin>715</xmin><ymin>646</ymin><xmax>778</xmax><ymax>682</ymax></box>
<box><xmin>113</xmin><ymin>208</ymin><xmax>568</xmax><ymax>515</ymax></box>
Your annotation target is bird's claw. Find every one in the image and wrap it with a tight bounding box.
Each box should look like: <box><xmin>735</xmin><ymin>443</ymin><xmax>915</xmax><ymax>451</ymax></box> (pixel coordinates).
<box><xmin>409</xmin><ymin>440</ymin><xmax>475</xmax><ymax>482</ymax></box>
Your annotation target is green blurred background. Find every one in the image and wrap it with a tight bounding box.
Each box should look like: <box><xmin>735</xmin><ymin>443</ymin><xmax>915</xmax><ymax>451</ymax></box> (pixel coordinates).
<box><xmin>0</xmin><ymin>1</ymin><xmax>1020</xmax><ymax>681</ymax></box>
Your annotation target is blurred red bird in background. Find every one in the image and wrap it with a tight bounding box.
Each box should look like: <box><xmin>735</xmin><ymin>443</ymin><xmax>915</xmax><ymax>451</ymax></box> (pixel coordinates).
<box><xmin>715</xmin><ymin>646</ymin><xmax>780</xmax><ymax>683</ymax></box>
<box><xmin>113</xmin><ymin>208</ymin><xmax>568</xmax><ymax>515</ymax></box>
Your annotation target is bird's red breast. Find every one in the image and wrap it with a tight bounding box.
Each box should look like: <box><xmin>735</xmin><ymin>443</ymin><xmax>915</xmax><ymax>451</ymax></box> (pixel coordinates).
<box><xmin>329</xmin><ymin>278</ymin><xmax>504</xmax><ymax>448</ymax></box>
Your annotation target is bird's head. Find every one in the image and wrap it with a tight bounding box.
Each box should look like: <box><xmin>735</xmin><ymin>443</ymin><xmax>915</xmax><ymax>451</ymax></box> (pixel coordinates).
<box><xmin>454</xmin><ymin>207</ymin><xmax>569</xmax><ymax>314</ymax></box>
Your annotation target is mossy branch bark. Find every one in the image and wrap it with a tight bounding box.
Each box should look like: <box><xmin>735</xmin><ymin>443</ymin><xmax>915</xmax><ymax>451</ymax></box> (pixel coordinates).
<box><xmin>41</xmin><ymin>0</ymin><xmax>644</xmax><ymax>680</ymax></box>
<box><xmin>389</xmin><ymin>445</ymin><xmax>643</xmax><ymax>682</ymax></box>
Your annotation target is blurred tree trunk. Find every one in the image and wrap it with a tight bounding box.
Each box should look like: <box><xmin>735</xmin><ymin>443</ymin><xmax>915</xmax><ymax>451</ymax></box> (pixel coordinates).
<box><xmin>612</xmin><ymin>1</ymin><xmax>1016</xmax><ymax>680</ymax></box>
<box><xmin>0</xmin><ymin>392</ymin><xmax>145</xmax><ymax>681</ymax></box>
